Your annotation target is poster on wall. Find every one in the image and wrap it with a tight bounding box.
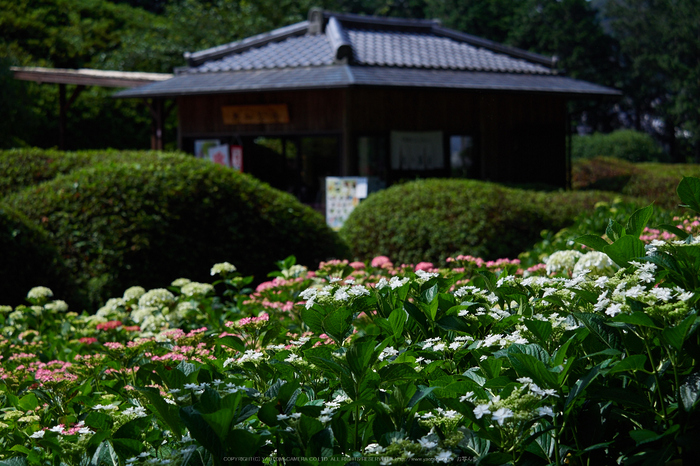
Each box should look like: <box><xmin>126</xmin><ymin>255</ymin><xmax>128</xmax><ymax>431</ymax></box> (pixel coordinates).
<box><xmin>194</xmin><ymin>139</ymin><xmax>220</xmax><ymax>159</ymax></box>
<box><xmin>230</xmin><ymin>145</ymin><xmax>243</xmax><ymax>172</ymax></box>
<box><xmin>390</xmin><ymin>131</ymin><xmax>444</xmax><ymax>170</ymax></box>
<box><xmin>208</xmin><ymin>144</ymin><xmax>230</xmax><ymax>167</ymax></box>
<box><xmin>325</xmin><ymin>177</ymin><xmax>368</xmax><ymax>230</ymax></box>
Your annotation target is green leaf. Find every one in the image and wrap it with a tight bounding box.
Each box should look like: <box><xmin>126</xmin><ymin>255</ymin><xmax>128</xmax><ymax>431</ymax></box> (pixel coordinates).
<box><xmin>677</xmin><ymin>176</ymin><xmax>700</xmax><ymax>214</ymax></box>
<box><xmin>322</xmin><ymin>308</ymin><xmax>354</xmax><ymax>345</ymax></box>
<box><xmin>0</xmin><ymin>457</ymin><xmax>27</xmax><ymax>466</ymax></box>
<box><xmin>565</xmin><ymin>364</ymin><xmax>602</xmax><ymax>411</ymax></box>
<box><xmin>604</xmin><ymin>236</ymin><xmax>646</xmax><ymax>268</ymax></box>
<box><xmin>524</xmin><ymin>320</ymin><xmax>552</xmax><ymax>344</ymax></box>
<box><xmin>378</xmin><ymin>363</ymin><xmax>419</xmax><ymax>384</ymax></box>
<box><xmin>388</xmin><ymin>307</ymin><xmax>406</xmax><ymax>339</ymax></box>
<box><xmin>661</xmin><ymin>313</ymin><xmax>698</xmax><ymax>351</ymax></box>
<box><xmin>84</xmin><ymin>412</ymin><xmax>113</xmax><ymax>432</ymax></box>
<box><xmin>507</xmin><ymin>353</ymin><xmax>558</xmax><ymax>389</ymax></box>
<box><xmin>435</xmin><ymin>315</ymin><xmax>471</xmax><ymax>333</ymax></box>
<box><xmin>606</xmin><ymin>219</ymin><xmax>626</xmax><ymax>242</ymax></box>
<box><xmin>626</xmin><ymin>205</ymin><xmax>654</xmax><ymax>237</ymax></box>
<box><xmin>629</xmin><ymin>425</ymin><xmax>679</xmax><ymax>445</ymax></box>
<box><xmin>301</xmin><ymin>306</ymin><xmax>325</xmax><ymax>335</ymax></box>
<box><xmin>17</xmin><ymin>393</ymin><xmax>39</xmax><ymax>411</ymax></box>
<box><xmin>656</xmin><ymin>223</ymin><xmax>690</xmax><ymax>240</ymax></box>
<box><xmin>346</xmin><ymin>337</ymin><xmax>378</xmax><ymax>380</ymax></box>
<box><xmin>613</xmin><ymin>311</ymin><xmax>659</xmax><ymax>329</ymax></box>
<box><xmin>576</xmin><ymin>234</ymin><xmax>610</xmax><ymax>252</ymax></box>
<box><xmin>90</xmin><ymin>440</ymin><xmax>119</xmax><ymax>466</ymax></box>
<box><xmin>606</xmin><ymin>354</ymin><xmax>648</xmax><ymax>375</ymax></box>
<box><xmin>180</xmin><ymin>406</ymin><xmax>223</xmax><ymax>458</ymax></box>
<box><xmin>680</xmin><ymin>372</ymin><xmax>700</xmax><ymax>411</ymax></box>
<box><xmin>111</xmin><ymin>438</ymin><xmax>142</xmax><ymax>458</ymax></box>
<box><xmin>138</xmin><ymin>386</ymin><xmax>183</xmax><ymax>438</ymax></box>
<box><xmin>574</xmin><ymin>312</ymin><xmax>622</xmax><ymax>350</ymax></box>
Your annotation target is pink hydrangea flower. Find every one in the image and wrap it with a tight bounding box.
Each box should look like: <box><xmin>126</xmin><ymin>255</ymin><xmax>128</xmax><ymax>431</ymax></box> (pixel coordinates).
<box><xmin>371</xmin><ymin>256</ymin><xmax>393</xmax><ymax>268</ymax></box>
<box><xmin>415</xmin><ymin>262</ymin><xmax>434</xmax><ymax>271</ymax></box>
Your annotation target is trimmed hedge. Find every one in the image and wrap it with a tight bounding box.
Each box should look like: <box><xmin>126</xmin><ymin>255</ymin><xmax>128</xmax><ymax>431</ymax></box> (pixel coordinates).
<box><xmin>5</xmin><ymin>153</ymin><xmax>349</xmax><ymax>309</ymax></box>
<box><xmin>340</xmin><ymin>178</ymin><xmax>636</xmax><ymax>265</ymax></box>
<box><xmin>0</xmin><ymin>148</ymin><xmax>165</xmax><ymax>197</ymax></box>
<box><xmin>573</xmin><ymin>157</ymin><xmax>700</xmax><ymax>210</ymax></box>
<box><xmin>0</xmin><ymin>203</ymin><xmax>82</xmax><ymax>308</ymax></box>
<box><xmin>572</xmin><ymin>129</ymin><xmax>664</xmax><ymax>162</ymax></box>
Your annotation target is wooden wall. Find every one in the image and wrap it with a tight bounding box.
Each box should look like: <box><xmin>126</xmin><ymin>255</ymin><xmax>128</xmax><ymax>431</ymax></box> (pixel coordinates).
<box><xmin>178</xmin><ymin>88</ymin><xmax>346</xmax><ymax>137</ymax></box>
<box><xmin>178</xmin><ymin>86</ymin><xmax>568</xmax><ymax>187</ymax></box>
<box><xmin>346</xmin><ymin>88</ymin><xmax>567</xmax><ymax>187</ymax></box>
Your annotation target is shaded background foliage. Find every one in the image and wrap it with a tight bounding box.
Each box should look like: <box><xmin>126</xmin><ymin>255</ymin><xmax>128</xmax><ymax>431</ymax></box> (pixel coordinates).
<box><xmin>0</xmin><ymin>0</ymin><xmax>698</xmax><ymax>161</ymax></box>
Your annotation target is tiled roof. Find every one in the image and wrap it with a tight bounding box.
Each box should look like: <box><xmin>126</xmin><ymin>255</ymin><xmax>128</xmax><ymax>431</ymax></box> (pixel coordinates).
<box><xmin>114</xmin><ymin>9</ymin><xmax>620</xmax><ymax>98</ymax></box>
<box><xmin>345</xmin><ymin>29</ymin><xmax>550</xmax><ymax>73</ymax></box>
<box><xmin>193</xmin><ymin>34</ymin><xmax>334</xmax><ymax>73</ymax></box>
<box><xmin>115</xmin><ymin>65</ymin><xmax>620</xmax><ymax>98</ymax></box>
<box><xmin>191</xmin><ymin>27</ymin><xmax>551</xmax><ymax>75</ymax></box>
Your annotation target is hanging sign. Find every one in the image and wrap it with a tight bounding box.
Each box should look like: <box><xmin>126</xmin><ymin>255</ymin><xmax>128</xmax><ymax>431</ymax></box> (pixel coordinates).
<box><xmin>221</xmin><ymin>104</ymin><xmax>290</xmax><ymax>125</ymax></box>
<box><xmin>230</xmin><ymin>145</ymin><xmax>243</xmax><ymax>172</ymax></box>
<box><xmin>208</xmin><ymin>144</ymin><xmax>230</xmax><ymax>167</ymax></box>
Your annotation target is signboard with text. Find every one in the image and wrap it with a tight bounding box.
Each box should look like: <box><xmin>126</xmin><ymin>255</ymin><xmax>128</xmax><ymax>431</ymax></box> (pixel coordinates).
<box><xmin>221</xmin><ymin>104</ymin><xmax>290</xmax><ymax>125</ymax></box>
<box><xmin>325</xmin><ymin>177</ymin><xmax>368</xmax><ymax>230</ymax></box>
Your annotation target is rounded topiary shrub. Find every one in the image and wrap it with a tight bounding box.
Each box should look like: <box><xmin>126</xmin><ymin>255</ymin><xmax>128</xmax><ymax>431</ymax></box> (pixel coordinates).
<box><xmin>340</xmin><ymin>179</ymin><xmax>629</xmax><ymax>265</ymax></box>
<box><xmin>5</xmin><ymin>153</ymin><xmax>349</xmax><ymax>309</ymax></box>
<box><xmin>0</xmin><ymin>203</ymin><xmax>83</xmax><ymax>308</ymax></box>
<box><xmin>0</xmin><ymin>148</ymin><xmax>165</xmax><ymax>197</ymax></box>
<box><xmin>572</xmin><ymin>130</ymin><xmax>664</xmax><ymax>162</ymax></box>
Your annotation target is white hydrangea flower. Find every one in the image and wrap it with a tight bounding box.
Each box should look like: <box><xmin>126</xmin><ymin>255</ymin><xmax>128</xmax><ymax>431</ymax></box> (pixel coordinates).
<box><xmin>473</xmin><ymin>404</ymin><xmax>491</xmax><ymax>419</ymax></box>
<box><xmin>389</xmin><ymin>276</ymin><xmax>410</xmax><ymax>289</ymax></box>
<box><xmin>138</xmin><ymin>289</ymin><xmax>175</xmax><ymax>308</ymax></box>
<box><xmin>545</xmin><ymin>250</ymin><xmax>583</xmax><ymax>276</ymax></box>
<box><xmin>123</xmin><ymin>286</ymin><xmax>146</xmax><ymax>301</ymax></box>
<box><xmin>27</xmin><ymin>286</ymin><xmax>53</xmax><ymax>300</ymax></box>
<box><xmin>491</xmin><ymin>407</ymin><xmax>514</xmax><ymax>426</ymax></box>
<box><xmin>378</xmin><ymin>346</ymin><xmax>398</xmax><ymax>361</ymax></box>
<box><xmin>180</xmin><ymin>282</ymin><xmax>214</xmax><ymax>297</ymax></box>
<box><xmin>171</xmin><ymin>278</ymin><xmax>191</xmax><ymax>287</ymax></box>
<box><xmin>573</xmin><ymin>251</ymin><xmax>618</xmax><ymax>277</ymax></box>
<box><xmin>210</xmin><ymin>262</ymin><xmax>237</xmax><ymax>276</ymax></box>
<box><xmin>44</xmin><ymin>300</ymin><xmax>68</xmax><ymax>312</ymax></box>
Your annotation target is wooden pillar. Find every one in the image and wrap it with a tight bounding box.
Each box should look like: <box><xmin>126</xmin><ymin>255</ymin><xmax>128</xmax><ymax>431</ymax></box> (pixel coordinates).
<box><xmin>145</xmin><ymin>98</ymin><xmax>174</xmax><ymax>151</ymax></box>
<box><xmin>59</xmin><ymin>84</ymin><xmax>66</xmax><ymax>150</ymax></box>
<box><xmin>57</xmin><ymin>84</ymin><xmax>86</xmax><ymax>150</ymax></box>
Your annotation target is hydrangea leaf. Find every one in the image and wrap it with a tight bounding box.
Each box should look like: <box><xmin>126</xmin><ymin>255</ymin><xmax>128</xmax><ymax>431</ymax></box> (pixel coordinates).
<box><xmin>677</xmin><ymin>176</ymin><xmax>700</xmax><ymax>214</ymax></box>
<box><xmin>626</xmin><ymin>205</ymin><xmax>654</xmax><ymax>238</ymax></box>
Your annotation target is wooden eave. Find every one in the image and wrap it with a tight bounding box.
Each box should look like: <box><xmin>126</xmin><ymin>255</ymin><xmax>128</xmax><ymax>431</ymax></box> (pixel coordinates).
<box><xmin>11</xmin><ymin>66</ymin><xmax>172</xmax><ymax>88</ymax></box>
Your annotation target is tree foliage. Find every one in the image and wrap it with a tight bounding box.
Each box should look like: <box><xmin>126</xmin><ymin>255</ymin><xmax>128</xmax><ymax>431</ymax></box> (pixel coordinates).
<box><xmin>0</xmin><ymin>0</ymin><xmax>698</xmax><ymax>161</ymax></box>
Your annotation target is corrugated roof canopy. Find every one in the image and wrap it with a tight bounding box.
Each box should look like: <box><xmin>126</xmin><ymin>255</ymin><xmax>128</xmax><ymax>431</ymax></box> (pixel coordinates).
<box><xmin>12</xmin><ymin>66</ymin><xmax>172</xmax><ymax>88</ymax></box>
<box><xmin>116</xmin><ymin>9</ymin><xmax>620</xmax><ymax>98</ymax></box>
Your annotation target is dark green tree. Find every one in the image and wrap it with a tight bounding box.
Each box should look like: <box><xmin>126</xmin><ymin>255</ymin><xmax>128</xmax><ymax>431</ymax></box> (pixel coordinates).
<box><xmin>604</xmin><ymin>0</ymin><xmax>700</xmax><ymax>162</ymax></box>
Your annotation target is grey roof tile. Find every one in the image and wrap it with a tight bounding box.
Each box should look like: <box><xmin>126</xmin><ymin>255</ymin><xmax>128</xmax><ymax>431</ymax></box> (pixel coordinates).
<box><xmin>113</xmin><ymin>10</ymin><xmax>619</xmax><ymax>98</ymax></box>
<box><xmin>115</xmin><ymin>65</ymin><xmax>619</xmax><ymax>98</ymax></box>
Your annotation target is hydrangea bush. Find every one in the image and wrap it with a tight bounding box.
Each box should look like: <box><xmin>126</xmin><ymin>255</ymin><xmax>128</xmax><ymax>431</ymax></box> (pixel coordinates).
<box><xmin>1</xmin><ymin>178</ymin><xmax>700</xmax><ymax>466</ymax></box>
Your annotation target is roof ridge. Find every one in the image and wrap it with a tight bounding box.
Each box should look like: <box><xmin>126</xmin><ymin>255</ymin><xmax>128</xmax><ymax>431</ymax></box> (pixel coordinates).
<box><xmin>184</xmin><ymin>21</ymin><xmax>309</xmax><ymax>67</ymax></box>
<box><xmin>319</xmin><ymin>10</ymin><xmax>440</xmax><ymax>30</ymax></box>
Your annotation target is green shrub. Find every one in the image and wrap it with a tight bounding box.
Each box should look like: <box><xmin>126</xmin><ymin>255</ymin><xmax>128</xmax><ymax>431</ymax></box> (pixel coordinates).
<box><xmin>340</xmin><ymin>179</ymin><xmax>634</xmax><ymax>265</ymax></box>
<box><xmin>573</xmin><ymin>157</ymin><xmax>700</xmax><ymax>210</ymax></box>
<box><xmin>0</xmin><ymin>203</ymin><xmax>83</xmax><ymax>307</ymax></box>
<box><xmin>572</xmin><ymin>129</ymin><xmax>664</xmax><ymax>162</ymax></box>
<box><xmin>5</xmin><ymin>153</ymin><xmax>349</xmax><ymax>309</ymax></box>
<box><xmin>0</xmin><ymin>148</ymin><xmax>166</xmax><ymax>197</ymax></box>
